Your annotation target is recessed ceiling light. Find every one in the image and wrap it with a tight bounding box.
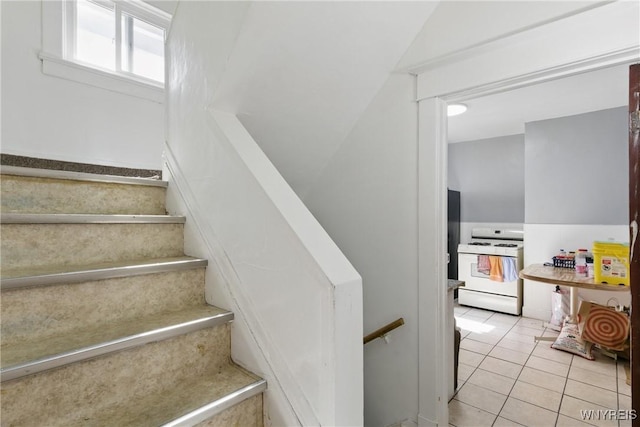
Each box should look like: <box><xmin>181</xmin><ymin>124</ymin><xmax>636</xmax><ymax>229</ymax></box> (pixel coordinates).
<box><xmin>447</xmin><ymin>103</ymin><xmax>468</xmax><ymax>117</ymax></box>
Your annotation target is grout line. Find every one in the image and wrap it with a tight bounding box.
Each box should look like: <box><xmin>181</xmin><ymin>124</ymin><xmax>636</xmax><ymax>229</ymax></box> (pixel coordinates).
<box><xmin>453</xmin><ymin>307</ymin><xmax>631</xmax><ymax>427</ymax></box>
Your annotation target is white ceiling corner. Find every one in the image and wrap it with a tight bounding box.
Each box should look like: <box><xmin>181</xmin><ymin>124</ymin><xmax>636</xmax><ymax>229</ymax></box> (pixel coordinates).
<box><xmin>211</xmin><ymin>1</ymin><xmax>438</xmax><ymax>198</ymax></box>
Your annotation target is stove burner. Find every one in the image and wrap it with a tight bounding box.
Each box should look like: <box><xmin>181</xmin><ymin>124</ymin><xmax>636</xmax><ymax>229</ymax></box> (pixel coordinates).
<box><xmin>495</xmin><ymin>243</ymin><xmax>518</xmax><ymax>248</ymax></box>
<box><xmin>469</xmin><ymin>242</ymin><xmax>491</xmax><ymax>246</ymax></box>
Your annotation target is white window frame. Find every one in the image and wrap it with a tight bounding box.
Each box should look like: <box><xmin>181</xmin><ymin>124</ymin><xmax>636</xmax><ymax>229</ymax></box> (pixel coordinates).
<box><xmin>40</xmin><ymin>0</ymin><xmax>171</xmax><ymax>103</ymax></box>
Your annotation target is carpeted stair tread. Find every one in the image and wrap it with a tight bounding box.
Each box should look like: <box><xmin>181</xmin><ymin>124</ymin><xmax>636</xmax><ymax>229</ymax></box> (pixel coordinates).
<box><xmin>1</xmin><ymin>256</ymin><xmax>207</xmax><ymax>287</ymax></box>
<box><xmin>80</xmin><ymin>366</ymin><xmax>264</xmax><ymax>427</ymax></box>
<box><xmin>1</xmin><ymin>305</ymin><xmax>231</xmax><ymax>376</ymax></box>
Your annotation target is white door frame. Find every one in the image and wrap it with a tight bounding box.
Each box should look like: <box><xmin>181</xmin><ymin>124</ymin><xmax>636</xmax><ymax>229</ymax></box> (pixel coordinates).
<box><xmin>415</xmin><ymin>2</ymin><xmax>639</xmax><ymax>425</ymax></box>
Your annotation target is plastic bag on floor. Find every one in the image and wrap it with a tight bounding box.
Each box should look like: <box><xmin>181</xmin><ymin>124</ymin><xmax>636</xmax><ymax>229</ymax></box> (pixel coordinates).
<box><xmin>549</xmin><ymin>286</ymin><xmax>570</xmax><ymax>331</ymax></box>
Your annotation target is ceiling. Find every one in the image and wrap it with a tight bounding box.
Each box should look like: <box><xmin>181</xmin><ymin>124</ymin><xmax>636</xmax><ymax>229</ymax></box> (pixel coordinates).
<box><xmin>447</xmin><ymin>62</ymin><xmax>631</xmax><ymax>143</ymax></box>
<box><xmin>211</xmin><ymin>1</ymin><xmax>439</xmax><ymax>198</ymax></box>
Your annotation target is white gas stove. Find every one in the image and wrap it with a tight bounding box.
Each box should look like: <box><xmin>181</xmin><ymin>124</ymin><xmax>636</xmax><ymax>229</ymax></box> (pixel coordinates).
<box><xmin>457</xmin><ymin>228</ymin><xmax>524</xmax><ymax>257</ymax></box>
<box><xmin>457</xmin><ymin>228</ymin><xmax>524</xmax><ymax>315</ymax></box>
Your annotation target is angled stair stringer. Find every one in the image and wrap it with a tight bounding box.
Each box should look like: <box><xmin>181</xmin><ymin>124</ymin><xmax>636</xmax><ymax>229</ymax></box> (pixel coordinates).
<box><xmin>0</xmin><ymin>166</ymin><xmax>266</xmax><ymax>426</ymax></box>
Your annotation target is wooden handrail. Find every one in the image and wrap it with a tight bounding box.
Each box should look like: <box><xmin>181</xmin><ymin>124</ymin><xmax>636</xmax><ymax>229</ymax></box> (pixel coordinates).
<box><xmin>363</xmin><ymin>317</ymin><xmax>405</xmax><ymax>345</ymax></box>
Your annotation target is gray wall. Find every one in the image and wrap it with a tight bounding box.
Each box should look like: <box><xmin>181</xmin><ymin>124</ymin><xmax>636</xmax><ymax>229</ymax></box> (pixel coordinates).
<box><xmin>525</xmin><ymin>107</ymin><xmax>628</xmax><ymax>225</ymax></box>
<box><xmin>448</xmin><ymin>134</ymin><xmax>525</xmax><ymax>223</ymax></box>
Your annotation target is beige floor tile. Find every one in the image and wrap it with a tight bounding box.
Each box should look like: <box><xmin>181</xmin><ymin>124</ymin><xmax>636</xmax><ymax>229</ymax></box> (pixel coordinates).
<box><xmin>618</xmin><ymin>394</ymin><xmax>631</xmax><ymax>410</ymax></box>
<box><xmin>456</xmin><ymin>317</ymin><xmax>495</xmax><ymax>335</ymax></box>
<box><xmin>571</xmin><ymin>353</ymin><xmax>617</xmax><ymax>377</ymax></box>
<box><xmin>525</xmin><ymin>355</ymin><xmax>570</xmax><ymax>377</ymax></box>
<box><xmin>616</xmin><ymin>360</ymin><xmax>629</xmax><ymax>379</ymax></box>
<box><xmin>448</xmin><ymin>399</ymin><xmax>496</xmax><ymax>427</ymax></box>
<box><xmin>492</xmin><ymin>416</ymin><xmax>525</xmax><ymax>426</ymax></box>
<box><xmin>454</xmin><ymin>382</ymin><xmax>508</xmax><ymax>415</ymax></box>
<box><xmin>569</xmin><ymin>366</ymin><xmax>617</xmax><ymax>392</ymax></box>
<box><xmin>466</xmin><ymin>332</ymin><xmax>503</xmax><ymax>346</ymax></box>
<box><xmin>563</xmin><ymin>379</ymin><xmax>618</xmax><ymax>409</ymax></box>
<box><xmin>488</xmin><ymin>346</ymin><xmax>530</xmax><ymax>365</ymax></box>
<box><xmin>466</xmin><ymin>369</ymin><xmax>515</xmax><ymax>396</ymax></box>
<box><xmin>517</xmin><ymin>317</ymin><xmax>545</xmax><ymax>329</ymax></box>
<box><xmin>517</xmin><ymin>367</ymin><xmax>566</xmax><ymax>392</ymax></box>
<box><xmin>496</xmin><ymin>337</ymin><xmax>536</xmax><ymax>354</ymax></box>
<box><xmin>460</xmin><ymin>338</ymin><xmax>494</xmax><ymax>355</ymax></box>
<box><xmin>485</xmin><ymin>324</ymin><xmax>514</xmax><ymax>337</ymax></box>
<box><xmin>458</xmin><ymin>363</ymin><xmax>475</xmax><ymax>383</ymax></box>
<box><xmin>449</xmin><ymin>309</ymin><xmax>630</xmax><ymax>427</ymax></box>
<box><xmin>618</xmin><ymin>379</ymin><xmax>631</xmax><ymax>397</ymax></box>
<box><xmin>459</xmin><ymin>349</ymin><xmax>485</xmax><ymax>368</ymax></box>
<box><xmin>455</xmin><ymin>306</ymin><xmax>472</xmax><ymax>316</ymax></box>
<box><xmin>531</xmin><ymin>343</ymin><xmax>574</xmax><ymax>365</ymax></box>
<box><xmin>504</xmin><ymin>332</ymin><xmax>537</xmax><ymax>345</ymax></box>
<box><xmin>466</xmin><ymin>308</ymin><xmax>495</xmax><ymax>320</ymax></box>
<box><xmin>499</xmin><ymin>396</ymin><xmax>558</xmax><ymax>426</ymax></box>
<box><xmin>620</xmin><ymin>417</ymin><xmax>633</xmax><ymax>427</ymax></box>
<box><xmin>486</xmin><ymin>313</ymin><xmax>520</xmax><ymax>326</ymax></box>
<box><xmin>510</xmin><ymin>380</ymin><xmax>563</xmax><ymax>412</ymax></box>
<box><xmin>511</xmin><ymin>324</ymin><xmax>545</xmax><ymax>337</ymax></box>
<box><xmin>555</xmin><ymin>414</ymin><xmax>594</xmax><ymax>426</ymax></box>
<box><xmin>560</xmin><ymin>395</ymin><xmax>618</xmax><ymax>427</ymax></box>
<box><xmin>478</xmin><ymin>357</ymin><xmax>522</xmax><ymax>379</ymax></box>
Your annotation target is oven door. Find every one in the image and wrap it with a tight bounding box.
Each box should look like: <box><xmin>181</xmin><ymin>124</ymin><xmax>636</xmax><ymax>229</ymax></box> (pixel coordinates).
<box><xmin>457</xmin><ymin>253</ymin><xmax>519</xmax><ymax>297</ymax></box>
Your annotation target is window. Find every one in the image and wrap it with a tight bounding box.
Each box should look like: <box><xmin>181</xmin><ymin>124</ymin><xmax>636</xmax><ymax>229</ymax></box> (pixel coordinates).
<box><xmin>70</xmin><ymin>0</ymin><xmax>167</xmax><ymax>83</ymax></box>
<box><xmin>40</xmin><ymin>0</ymin><xmax>171</xmax><ymax>101</ymax></box>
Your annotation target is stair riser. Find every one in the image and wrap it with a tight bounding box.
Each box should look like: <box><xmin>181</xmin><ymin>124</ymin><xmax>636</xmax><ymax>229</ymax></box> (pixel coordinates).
<box><xmin>1</xmin><ymin>268</ymin><xmax>206</xmax><ymax>347</ymax></box>
<box><xmin>1</xmin><ymin>175</ymin><xmax>167</xmax><ymax>215</ymax></box>
<box><xmin>1</xmin><ymin>223</ymin><xmax>184</xmax><ymax>270</ymax></box>
<box><xmin>1</xmin><ymin>325</ymin><xmax>231</xmax><ymax>427</ymax></box>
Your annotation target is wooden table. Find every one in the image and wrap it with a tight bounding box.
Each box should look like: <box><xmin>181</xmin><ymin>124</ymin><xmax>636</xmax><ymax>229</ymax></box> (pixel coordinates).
<box><xmin>520</xmin><ymin>264</ymin><xmax>629</xmax><ymax>323</ymax></box>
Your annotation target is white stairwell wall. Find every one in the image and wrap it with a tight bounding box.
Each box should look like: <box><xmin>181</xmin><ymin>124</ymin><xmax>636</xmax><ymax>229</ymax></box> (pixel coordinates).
<box><xmin>164</xmin><ymin>4</ymin><xmax>363</xmax><ymax>424</ymax></box>
<box><xmin>0</xmin><ymin>1</ymin><xmax>164</xmax><ymax>171</ymax></box>
<box><xmin>164</xmin><ymin>110</ymin><xmax>363</xmax><ymax>427</ymax></box>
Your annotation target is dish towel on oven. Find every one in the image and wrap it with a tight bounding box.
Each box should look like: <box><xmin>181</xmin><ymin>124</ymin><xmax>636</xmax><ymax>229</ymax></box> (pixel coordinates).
<box><xmin>477</xmin><ymin>255</ymin><xmax>490</xmax><ymax>274</ymax></box>
<box><xmin>489</xmin><ymin>256</ymin><xmax>503</xmax><ymax>282</ymax></box>
<box><xmin>502</xmin><ymin>257</ymin><xmax>518</xmax><ymax>282</ymax></box>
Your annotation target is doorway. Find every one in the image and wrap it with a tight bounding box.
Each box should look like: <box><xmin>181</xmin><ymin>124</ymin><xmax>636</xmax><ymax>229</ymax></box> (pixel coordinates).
<box><xmin>415</xmin><ymin>3</ymin><xmax>639</xmax><ymax>424</ymax></box>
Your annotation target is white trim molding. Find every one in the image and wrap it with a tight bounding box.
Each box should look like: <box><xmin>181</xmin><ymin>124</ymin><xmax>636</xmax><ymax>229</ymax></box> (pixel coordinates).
<box><xmin>413</xmin><ymin>0</ymin><xmax>640</xmax><ymax>102</ymax></box>
<box><xmin>39</xmin><ymin>52</ymin><xmax>164</xmax><ymax>103</ymax></box>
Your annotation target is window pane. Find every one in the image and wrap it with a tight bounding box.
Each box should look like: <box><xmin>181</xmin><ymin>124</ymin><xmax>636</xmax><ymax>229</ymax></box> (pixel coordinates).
<box><xmin>75</xmin><ymin>0</ymin><xmax>115</xmax><ymax>71</ymax></box>
<box><xmin>124</xmin><ymin>15</ymin><xmax>165</xmax><ymax>83</ymax></box>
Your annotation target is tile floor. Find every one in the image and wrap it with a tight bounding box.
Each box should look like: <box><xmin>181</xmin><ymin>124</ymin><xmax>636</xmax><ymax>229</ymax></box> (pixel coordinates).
<box><xmin>449</xmin><ymin>304</ymin><xmax>632</xmax><ymax>427</ymax></box>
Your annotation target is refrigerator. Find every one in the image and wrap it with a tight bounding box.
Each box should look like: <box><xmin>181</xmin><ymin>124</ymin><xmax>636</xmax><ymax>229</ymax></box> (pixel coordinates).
<box><xmin>447</xmin><ymin>189</ymin><xmax>461</xmax><ymax>283</ymax></box>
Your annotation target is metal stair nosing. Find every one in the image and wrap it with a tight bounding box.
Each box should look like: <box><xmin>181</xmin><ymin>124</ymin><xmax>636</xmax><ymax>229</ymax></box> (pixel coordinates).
<box><xmin>162</xmin><ymin>379</ymin><xmax>268</xmax><ymax>427</ymax></box>
<box><xmin>0</xmin><ymin>310</ymin><xmax>234</xmax><ymax>382</ymax></box>
<box><xmin>1</xmin><ymin>257</ymin><xmax>209</xmax><ymax>290</ymax></box>
<box><xmin>0</xmin><ymin>213</ymin><xmax>186</xmax><ymax>224</ymax></box>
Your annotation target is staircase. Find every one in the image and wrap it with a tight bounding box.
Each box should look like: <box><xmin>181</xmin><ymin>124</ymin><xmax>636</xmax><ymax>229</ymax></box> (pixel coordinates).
<box><xmin>0</xmin><ymin>166</ymin><xmax>266</xmax><ymax>426</ymax></box>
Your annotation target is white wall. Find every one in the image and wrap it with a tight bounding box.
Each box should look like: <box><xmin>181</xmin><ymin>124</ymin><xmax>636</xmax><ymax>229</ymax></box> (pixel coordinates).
<box><xmin>0</xmin><ymin>1</ymin><xmax>164</xmax><ymax>170</ymax></box>
<box><xmin>305</xmin><ymin>73</ymin><xmax>419</xmax><ymax>427</ymax></box>
<box><xmin>165</xmin><ymin>2</ymin><xmax>363</xmax><ymax>426</ymax></box>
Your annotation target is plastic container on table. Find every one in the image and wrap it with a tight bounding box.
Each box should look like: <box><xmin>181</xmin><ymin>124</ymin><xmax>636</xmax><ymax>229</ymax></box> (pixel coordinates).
<box><xmin>592</xmin><ymin>241</ymin><xmax>630</xmax><ymax>286</ymax></box>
